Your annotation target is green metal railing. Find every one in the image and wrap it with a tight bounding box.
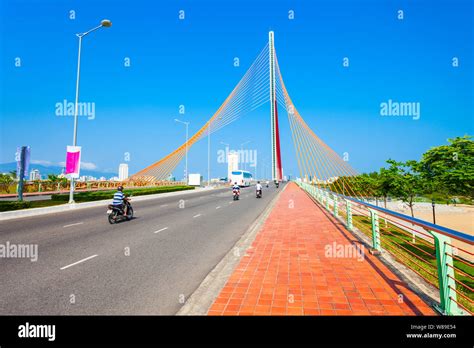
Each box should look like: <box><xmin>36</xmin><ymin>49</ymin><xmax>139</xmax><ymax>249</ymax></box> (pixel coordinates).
<box><xmin>296</xmin><ymin>181</ymin><xmax>474</xmax><ymax>316</ymax></box>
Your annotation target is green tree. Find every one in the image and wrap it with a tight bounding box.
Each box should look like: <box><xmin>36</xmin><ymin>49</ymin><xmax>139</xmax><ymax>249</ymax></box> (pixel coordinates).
<box><xmin>389</xmin><ymin>160</ymin><xmax>424</xmax><ymax>218</ymax></box>
<box><xmin>419</xmin><ymin>135</ymin><xmax>474</xmax><ymax>197</ymax></box>
<box><xmin>0</xmin><ymin>173</ymin><xmax>14</xmax><ymax>185</ymax></box>
<box><xmin>377</xmin><ymin>162</ymin><xmax>400</xmax><ymax>209</ymax></box>
<box><xmin>47</xmin><ymin>174</ymin><xmax>59</xmax><ymax>182</ymax></box>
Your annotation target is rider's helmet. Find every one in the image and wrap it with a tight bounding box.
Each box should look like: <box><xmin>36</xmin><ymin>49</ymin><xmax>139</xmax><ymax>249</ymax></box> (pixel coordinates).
<box><xmin>234</xmin><ymin>182</ymin><xmax>237</xmax><ymax>185</ymax></box>
<box><xmin>117</xmin><ymin>186</ymin><xmax>123</xmax><ymax>191</ymax></box>
<box><xmin>258</xmin><ymin>181</ymin><xmax>260</xmax><ymax>184</ymax></box>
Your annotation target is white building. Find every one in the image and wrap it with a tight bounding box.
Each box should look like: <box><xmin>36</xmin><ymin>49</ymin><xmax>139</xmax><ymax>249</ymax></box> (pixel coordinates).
<box><xmin>118</xmin><ymin>163</ymin><xmax>129</xmax><ymax>181</ymax></box>
<box><xmin>227</xmin><ymin>152</ymin><xmax>239</xmax><ymax>181</ymax></box>
<box><xmin>29</xmin><ymin>169</ymin><xmax>41</xmax><ymax>181</ymax></box>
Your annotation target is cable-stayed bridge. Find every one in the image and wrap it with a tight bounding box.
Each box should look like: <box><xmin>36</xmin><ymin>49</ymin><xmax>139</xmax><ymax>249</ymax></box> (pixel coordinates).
<box><xmin>129</xmin><ymin>32</ymin><xmax>473</xmax><ymax>316</ymax></box>
<box><xmin>130</xmin><ymin>32</ymin><xmax>356</xmax><ymax>191</ymax></box>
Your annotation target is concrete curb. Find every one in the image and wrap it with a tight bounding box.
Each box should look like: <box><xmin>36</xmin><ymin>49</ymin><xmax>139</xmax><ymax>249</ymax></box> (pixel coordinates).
<box><xmin>0</xmin><ymin>187</ymin><xmax>220</xmax><ymax>221</ymax></box>
<box><xmin>177</xmin><ymin>184</ymin><xmax>287</xmax><ymax>315</ymax></box>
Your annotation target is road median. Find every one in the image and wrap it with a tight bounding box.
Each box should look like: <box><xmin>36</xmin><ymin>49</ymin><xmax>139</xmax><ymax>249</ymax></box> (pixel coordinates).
<box><xmin>0</xmin><ymin>186</ymin><xmax>218</xmax><ymax>221</ymax></box>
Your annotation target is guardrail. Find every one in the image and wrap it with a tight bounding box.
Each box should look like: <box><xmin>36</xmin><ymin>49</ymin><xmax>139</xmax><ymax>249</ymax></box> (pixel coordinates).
<box><xmin>296</xmin><ymin>181</ymin><xmax>474</xmax><ymax>316</ymax></box>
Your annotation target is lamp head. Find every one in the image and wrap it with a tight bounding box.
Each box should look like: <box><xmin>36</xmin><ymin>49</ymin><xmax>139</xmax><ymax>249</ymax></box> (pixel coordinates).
<box><xmin>101</xmin><ymin>19</ymin><xmax>112</xmax><ymax>28</ymax></box>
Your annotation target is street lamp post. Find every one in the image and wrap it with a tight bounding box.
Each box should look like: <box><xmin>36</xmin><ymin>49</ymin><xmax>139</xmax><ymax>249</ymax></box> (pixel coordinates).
<box><xmin>68</xmin><ymin>19</ymin><xmax>112</xmax><ymax>204</ymax></box>
<box><xmin>208</xmin><ymin>123</ymin><xmax>211</xmax><ymax>187</ymax></box>
<box><xmin>432</xmin><ymin>198</ymin><xmax>436</xmax><ymax>224</ymax></box>
<box><xmin>220</xmin><ymin>141</ymin><xmax>230</xmax><ymax>182</ymax></box>
<box><xmin>175</xmin><ymin>119</ymin><xmax>190</xmax><ymax>183</ymax></box>
<box><xmin>240</xmin><ymin>140</ymin><xmax>251</xmax><ymax>171</ymax></box>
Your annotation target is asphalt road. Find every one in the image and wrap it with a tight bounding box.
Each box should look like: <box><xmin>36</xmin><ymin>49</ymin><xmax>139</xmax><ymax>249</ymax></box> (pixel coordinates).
<box><xmin>0</xmin><ymin>184</ymin><xmax>282</xmax><ymax>314</ymax></box>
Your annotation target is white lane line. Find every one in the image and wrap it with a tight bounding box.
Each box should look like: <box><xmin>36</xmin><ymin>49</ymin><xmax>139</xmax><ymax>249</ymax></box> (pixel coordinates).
<box><xmin>193</xmin><ymin>214</ymin><xmax>202</xmax><ymax>218</ymax></box>
<box><xmin>215</xmin><ymin>206</ymin><xmax>221</xmax><ymax>209</ymax></box>
<box><xmin>154</xmin><ymin>227</ymin><xmax>169</xmax><ymax>234</ymax></box>
<box><xmin>63</xmin><ymin>222</ymin><xmax>83</xmax><ymax>228</ymax></box>
<box><xmin>60</xmin><ymin>254</ymin><xmax>98</xmax><ymax>270</ymax></box>
<box><xmin>160</xmin><ymin>204</ymin><xmax>168</xmax><ymax>207</ymax></box>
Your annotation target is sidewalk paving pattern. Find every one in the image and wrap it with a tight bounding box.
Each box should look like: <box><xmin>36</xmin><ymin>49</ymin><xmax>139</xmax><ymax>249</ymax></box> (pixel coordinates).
<box><xmin>208</xmin><ymin>182</ymin><xmax>435</xmax><ymax>315</ymax></box>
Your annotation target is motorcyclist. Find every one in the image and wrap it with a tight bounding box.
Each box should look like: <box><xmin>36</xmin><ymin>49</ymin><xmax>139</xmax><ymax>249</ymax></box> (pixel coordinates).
<box><xmin>256</xmin><ymin>181</ymin><xmax>263</xmax><ymax>197</ymax></box>
<box><xmin>265</xmin><ymin>180</ymin><xmax>269</xmax><ymax>188</ymax></box>
<box><xmin>232</xmin><ymin>182</ymin><xmax>240</xmax><ymax>192</ymax></box>
<box><xmin>112</xmin><ymin>185</ymin><xmax>128</xmax><ymax>215</ymax></box>
<box><xmin>232</xmin><ymin>182</ymin><xmax>240</xmax><ymax>200</ymax></box>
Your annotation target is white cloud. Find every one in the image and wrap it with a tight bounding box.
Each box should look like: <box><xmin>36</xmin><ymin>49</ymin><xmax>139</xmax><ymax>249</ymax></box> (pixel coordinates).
<box><xmin>58</xmin><ymin>161</ymin><xmax>98</xmax><ymax>170</ymax></box>
<box><xmin>31</xmin><ymin>160</ymin><xmax>54</xmax><ymax>166</ymax></box>
<box><xmin>81</xmin><ymin>162</ymin><xmax>97</xmax><ymax>170</ymax></box>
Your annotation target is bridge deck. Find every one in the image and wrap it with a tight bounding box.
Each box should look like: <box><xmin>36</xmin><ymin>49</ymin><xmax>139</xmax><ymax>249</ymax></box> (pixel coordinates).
<box><xmin>208</xmin><ymin>182</ymin><xmax>435</xmax><ymax>315</ymax></box>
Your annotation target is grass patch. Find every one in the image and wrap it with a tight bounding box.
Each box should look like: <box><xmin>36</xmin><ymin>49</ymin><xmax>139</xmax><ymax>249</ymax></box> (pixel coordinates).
<box><xmin>29</xmin><ymin>200</ymin><xmax>67</xmax><ymax>209</ymax></box>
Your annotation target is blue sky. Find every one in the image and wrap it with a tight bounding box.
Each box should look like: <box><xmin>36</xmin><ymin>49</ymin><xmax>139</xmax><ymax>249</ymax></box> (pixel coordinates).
<box><xmin>0</xmin><ymin>0</ymin><xmax>472</xmax><ymax>179</ymax></box>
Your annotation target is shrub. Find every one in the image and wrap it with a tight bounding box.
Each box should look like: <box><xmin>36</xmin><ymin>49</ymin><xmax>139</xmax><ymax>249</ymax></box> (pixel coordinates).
<box><xmin>0</xmin><ymin>201</ymin><xmax>31</xmax><ymax>212</ymax></box>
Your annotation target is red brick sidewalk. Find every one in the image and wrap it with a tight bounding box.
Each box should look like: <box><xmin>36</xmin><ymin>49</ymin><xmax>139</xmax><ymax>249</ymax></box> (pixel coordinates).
<box><xmin>207</xmin><ymin>182</ymin><xmax>435</xmax><ymax>316</ymax></box>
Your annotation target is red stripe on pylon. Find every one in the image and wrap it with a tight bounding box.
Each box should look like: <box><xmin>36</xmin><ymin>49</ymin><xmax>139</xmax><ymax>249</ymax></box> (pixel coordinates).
<box><xmin>274</xmin><ymin>100</ymin><xmax>283</xmax><ymax>180</ymax></box>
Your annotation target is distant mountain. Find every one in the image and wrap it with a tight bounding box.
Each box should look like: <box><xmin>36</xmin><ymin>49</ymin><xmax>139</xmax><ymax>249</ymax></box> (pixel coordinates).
<box><xmin>0</xmin><ymin>162</ymin><xmax>117</xmax><ymax>179</ymax></box>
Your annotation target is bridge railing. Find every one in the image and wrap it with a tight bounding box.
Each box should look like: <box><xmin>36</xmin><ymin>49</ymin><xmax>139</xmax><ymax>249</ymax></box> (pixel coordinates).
<box><xmin>296</xmin><ymin>181</ymin><xmax>474</xmax><ymax>316</ymax></box>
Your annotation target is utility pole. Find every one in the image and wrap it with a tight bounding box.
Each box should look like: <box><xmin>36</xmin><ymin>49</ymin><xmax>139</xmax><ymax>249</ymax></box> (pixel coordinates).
<box><xmin>208</xmin><ymin>123</ymin><xmax>211</xmax><ymax>187</ymax></box>
<box><xmin>175</xmin><ymin>119</ymin><xmax>189</xmax><ymax>183</ymax></box>
<box><xmin>68</xmin><ymin>19</ymin><xmax>112</xmax><ymax>203</ymax></box>
<box><xmin>17</xmin><ymin>146</ymin><xmax>27</xmax><ymax>201</ymax></box>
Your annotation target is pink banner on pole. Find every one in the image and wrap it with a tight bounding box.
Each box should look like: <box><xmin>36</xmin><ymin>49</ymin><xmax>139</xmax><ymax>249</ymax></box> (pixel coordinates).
<box><xmin>65</xmin><ymin>146</ymin><xmax>81</xmax><ymax>178</ymax></box>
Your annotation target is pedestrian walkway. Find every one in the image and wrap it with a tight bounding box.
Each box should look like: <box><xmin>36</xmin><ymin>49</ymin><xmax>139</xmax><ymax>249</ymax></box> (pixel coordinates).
<box><xmin>207</xmin><ymin>182</ymin><xmax>435</xmax><ymax>315</ymax></box>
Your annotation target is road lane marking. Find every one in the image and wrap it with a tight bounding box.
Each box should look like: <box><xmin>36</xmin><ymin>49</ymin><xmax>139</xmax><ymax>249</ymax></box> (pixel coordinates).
<box><xmin>216</xmin><ymin>206</ymin><xmax>221</xmax><ymax>209</ymax></box>
<box><xmin>193</xmin><ymin>214</ymin><xmax>202</xmax><ymax>218</ymax></box>
<box><xmin>63</xmin><ymin>222</ymin><xmax>83</xmax><ymax>228</ymax></box>
<box><xmin>160</xmin><ymin>204</ymin><xmax>168</xmax><ymax>207</ymax></box>
<box><xmin>154</xmin><ymin>227</ymin><xmax>169</xmax><ymax>234</ymax></box>
<box><xmin>60</xmin><ymin>254</ymin><xmax>98</xmax><ymax>270</ymax></box>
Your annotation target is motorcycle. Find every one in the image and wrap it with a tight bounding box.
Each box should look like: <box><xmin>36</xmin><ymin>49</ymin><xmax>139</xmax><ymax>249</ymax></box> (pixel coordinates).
<box><xmin>232</xmin><ymin>188</ymin><xmax>240</xmax><ymax>201</ymax></box>
<box><xmin>107</xmin><ymin>198</ymin><xmax>134</xmax><ymax>224</ymax></box>
<box><xmin>256</xmin><ymin>189</ymin><xmax>262</xmax><ymax>198</ymax></box>
<box><xmin>275</xmin><ymin>181</ymin><xmax>279</xmax><ymax>188</ymax></box>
